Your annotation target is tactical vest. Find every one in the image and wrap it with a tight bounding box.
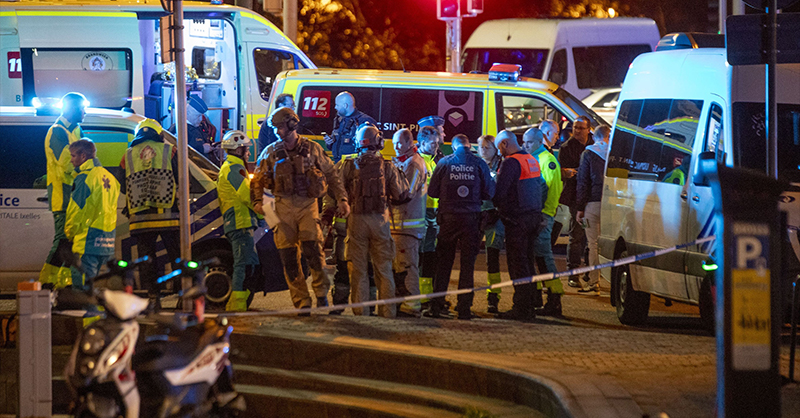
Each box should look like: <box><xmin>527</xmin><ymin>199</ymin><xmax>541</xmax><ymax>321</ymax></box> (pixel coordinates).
<box><xmin>348</xmin><ymin>153</ymin><xmax>387</xmax><ymax>215</ymax></box>
<box><xmin>125</xmin><ymin>142</ymin><xmax>175</xmax><ymax>214</ymax></box>
<box><xmin>272</xmin><ymin>140</ymin><xmax>327</xmax><ymax>198</ymax></box>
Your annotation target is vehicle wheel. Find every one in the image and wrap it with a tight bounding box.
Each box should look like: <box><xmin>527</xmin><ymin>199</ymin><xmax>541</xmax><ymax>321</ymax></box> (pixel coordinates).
<box><xmin>612</xmin><ymin>250</ymin><xmax>650</xmax><ymax>325</ymax></box>
<box><xmin>699</xmin><ymin>274</ymin><xmax>716</xmax><ymax>335</ymax></box>
<box><xmin>197</xmin><ymin>249</ymin><xmax>233</xmax><ymax>309</ymax></box>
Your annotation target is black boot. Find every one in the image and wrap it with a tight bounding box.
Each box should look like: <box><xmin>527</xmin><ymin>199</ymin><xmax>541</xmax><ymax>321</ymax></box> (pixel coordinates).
<box><xmin>487</xmin><ymin>293</ymin><xmax>500</xmax><ymax>314</ymax></box>
<box><xmin>496</xmin><ymin>307</ymin><xmax>535</xmax><ymax>322</ymax></box>
<box><xmin>532</xmin><ymin>287</ymin><xmax>543</xmax><ymax>309</ymax></box>
<box><xmin>536</xmin><ymin>293</ymin><xmax>563</xmax><ymax>317</ymax></box>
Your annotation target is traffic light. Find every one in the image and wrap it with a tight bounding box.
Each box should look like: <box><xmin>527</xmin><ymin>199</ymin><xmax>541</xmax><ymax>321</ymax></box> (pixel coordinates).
<box><xmin>437</xmin><ymin>0</ymin><xmax>459</xmax><ymax>20</ymax></box>
<box><xmin>468</xmin><ymin>0</ymin><xmax>483</xmax><ymax>14</ymax></box>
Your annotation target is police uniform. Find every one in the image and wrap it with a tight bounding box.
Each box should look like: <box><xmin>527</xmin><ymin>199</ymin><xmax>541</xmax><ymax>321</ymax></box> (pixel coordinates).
<box><xmin>252</xmin><ymin>136</ymin><xmax>346</xmax><ymax>309</ymax></box>
<box><xmin>329</xmin><ymin>109</ymin><xmax>377</xmax><ymax>161</ymax></box>
<box><xmin>66</xmin><ymin>158</ymin><xmax>120</xmax><ymax>290</ymax></box>
<box><xmin>494</xmin><ymin>151</ymin><xmax>547</xmax><ymax>320</ymax></box>
<box><xmin>217</xmin><ymin>152</ymin><xmax>259</xmax><ymax>311</ymax></box>
<box><xmin>428</xmin><ymin>145</ymin><xmax>495</xmax><ymax>318</ymax></box>
<box><xmin>121</xmin><ymin>121</ymin><xmax>180</xmax><ymax>298</ymax></box>
<box><xmin>480</xmin><ymin>155</ymin><xmax>504</xmax><ymax>312</ymax></box>
<box><xmin>390</xmin><ymin>147</ymin><xmax>428</xmax><ymax>315</ymax></box>
<box><xmin>532</xmin><ymin>144</ymin><xmax>565</xmax><ymax>315</ymax></box>
<box><xmin>341</xmin><ymin>142</ymin><xmax>409</xmax><ymax>317</ymax></box>
<box><xmin>40</xmin><ymin>116</ymin><xmax>83</xmax><ymax>287</ymax></box>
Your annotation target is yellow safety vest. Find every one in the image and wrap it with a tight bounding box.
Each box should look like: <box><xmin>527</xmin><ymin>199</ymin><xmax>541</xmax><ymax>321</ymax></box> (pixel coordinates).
<box><xmin>217</xmin><ymin>154</ymin><xmax>258</xmax><ymax>233</ymax></box>
<box><xmin>124</xmin><ymin>141</ymin><xmax>179</xmax><ymax>232</ymax></box>
<box><xmin>45</xmin><ymin>117</ymin><xmax>82</xmax><ymax>212</ymax></box>
<box><xmin>420</xmin><ymin>152</ymin><xmax>438</xmax><ymax>209</ymax></box>
<box><xmin>65</xmin><ymin>159</ymin><xmax>120</xmax><ymax>256</ymax></box>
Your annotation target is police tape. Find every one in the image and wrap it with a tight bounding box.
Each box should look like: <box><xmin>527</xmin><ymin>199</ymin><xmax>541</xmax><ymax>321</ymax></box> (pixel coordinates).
<box><xmin>227</xmin><ymin>235</ymin><xmax>717</xmax><ymax>317</ymax></box>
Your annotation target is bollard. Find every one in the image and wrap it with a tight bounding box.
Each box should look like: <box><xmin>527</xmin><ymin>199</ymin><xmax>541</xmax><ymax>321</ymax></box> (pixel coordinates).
<box><xmin>17</xmin><ymin>289</ymin><xmax>52</xmax><ymax>418</ymax></box>
<box><xmin>700</xmin><ymin>155</ymin><xmax>784</xmax><ymax>417</ymax></box>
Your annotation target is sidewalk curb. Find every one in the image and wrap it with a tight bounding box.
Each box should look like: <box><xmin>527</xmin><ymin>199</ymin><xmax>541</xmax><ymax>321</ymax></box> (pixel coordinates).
<box><xmin>231</xmin><ymin>328</ymin><xmax>643</xmax><ymax>418</ymax></box>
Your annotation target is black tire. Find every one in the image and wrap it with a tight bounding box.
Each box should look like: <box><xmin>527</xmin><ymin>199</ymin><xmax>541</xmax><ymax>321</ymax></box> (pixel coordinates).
<box><xmin>699</xmin><ymin>275</ymin><xmax>716</xmax><ymax>335</ymax></box>
<box><xmin>196</xmin><ymin>248</ymin><xmax>234</xmax><ymax>309</ymax></box>
<box><xmin>612</xmin><ymin>250</ymin><xmax>650</xmax><ymax>325</ymax></box>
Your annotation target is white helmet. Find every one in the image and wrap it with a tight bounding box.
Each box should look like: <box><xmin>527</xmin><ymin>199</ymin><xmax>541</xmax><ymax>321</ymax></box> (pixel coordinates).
<box><xmin>221</xmin><ymin>130</ymin><xmax>251</xmax><ymax>150</ymax></box>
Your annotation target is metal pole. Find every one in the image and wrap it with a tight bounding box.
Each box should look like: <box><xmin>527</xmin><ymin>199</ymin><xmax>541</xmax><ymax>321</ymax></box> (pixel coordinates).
<box><xmin>18</xmin><ymin>290</ymin><xmax>51</xmax><ymax>418</ymax></box>
<box><xmin>283</xmin><ymin>0</ymin><xmax>297</xmax><ymax>44</ymax></box>
<box><xmin>172</xmin><ymin>0</ymin><xmax>192</xmax><ymax>304</ymax></box>
<box><xmin>767</xmin><ymin>1</ymin><xmax>778</xmax><ymax>179</ymax></box>
<box><xmin>445</xmin><ymin>18</ymin><xmax>461</xmax><ymax>73</ymax></box>
<box><xmin>790</xmin><ymin>277</ymin><xmax>799</xmax><ymax>382</ymax></box>
<box><xmin>719</xmin><ymin>0</ymin><xmax>727</xmax><ymax>34</ymax></box>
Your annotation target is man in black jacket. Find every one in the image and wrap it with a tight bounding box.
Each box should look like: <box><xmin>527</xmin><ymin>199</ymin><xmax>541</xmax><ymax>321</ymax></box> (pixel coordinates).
<box><xmin>324</xmin><ymin>92</ymin><xmax>376</xmax><ymax>162</ymax></box>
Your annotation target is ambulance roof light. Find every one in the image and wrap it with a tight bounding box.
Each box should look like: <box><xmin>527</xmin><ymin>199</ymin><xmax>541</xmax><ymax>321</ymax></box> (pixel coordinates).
<box><xmin>488</xmin><ymin>64</ymin><xmax>522</xmax><ymax>83</ymax></box>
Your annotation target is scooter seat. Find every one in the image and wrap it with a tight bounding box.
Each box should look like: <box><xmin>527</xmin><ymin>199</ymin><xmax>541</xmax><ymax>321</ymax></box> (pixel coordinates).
<box><xmin>133</xmin><ymin>323</ymin><xmax>219</xmax><ymax>372</ymax></box>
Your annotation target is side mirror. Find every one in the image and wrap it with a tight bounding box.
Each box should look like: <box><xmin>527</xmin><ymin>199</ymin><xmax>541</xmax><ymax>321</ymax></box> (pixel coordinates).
<box><xmin>693</xmin><ymin>151</ymin><xmax>715</xmax><ymax>187</ymax></box>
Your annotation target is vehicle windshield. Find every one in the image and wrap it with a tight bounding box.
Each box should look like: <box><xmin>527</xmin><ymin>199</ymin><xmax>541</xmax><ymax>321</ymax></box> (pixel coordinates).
<box><xmin>733</xmin><ymin>102</ymin><xmax>800</xmax><ymax>183</ymax></box>
<box><xmin>461</xmin><ymin>48</ymin><xmax>549</xmax><ymax>79</ymax></box>
<box><xmin>162</xmin><ymin>130</ymin><xmax>219</xmax><ymax>181</ymax></box>
<box><xmin>553</xmin><ymin>87</ymin><xmax>606</xmax><ymax>127</ymax></box>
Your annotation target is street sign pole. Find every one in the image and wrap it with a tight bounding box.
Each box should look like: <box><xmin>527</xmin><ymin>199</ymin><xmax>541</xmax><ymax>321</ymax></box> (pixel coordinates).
<box><xmin>446</xmin><ymin>18</ymin><xmax>461</xmax><ymax>73</ymax></box>
<box><xmin>767</xmin><ymin>0</ymin><xmax>778</xmax><ymax>178</ymax></box>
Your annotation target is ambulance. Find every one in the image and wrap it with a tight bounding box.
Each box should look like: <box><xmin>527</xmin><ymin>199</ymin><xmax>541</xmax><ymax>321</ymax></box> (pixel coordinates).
<box><xmin>0</xmin><ymin>0</ymin><xmax>314</xmax><ymax>156</ymax></box>
<box><xmin>599</xmin><ymin>47</ymin><xmax>800</xmax><ymax>330</ymax></box>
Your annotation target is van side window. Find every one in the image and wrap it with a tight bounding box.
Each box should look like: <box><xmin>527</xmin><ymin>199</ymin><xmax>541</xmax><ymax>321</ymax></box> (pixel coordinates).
<box><xmin>295</xmin><ymin>86</ymin><xmax>381</xmax><ymax>136</ymax></box>
<box><xmin>607</xmin><ymin>98</ymin><xmax>703</xmax><ymax>184</ymax></box>
<box><xmin>22</xmin><ymin>48</ymin><xmax>133</xmax><ymax>109</ymax></box>
<box><xmin>192</xmin><ymin>47</ymin><xmax>221</xmax><ymax>80</ymax></box>
<box><xmin>549</xmin><ymin>49</ymin><xmax>567</xmax><ymax>86</ymax></box>
<box><xmin>382</xmin><ymin>89</ymin><xmax>484</xmax><ymax>140</ymax></box>
<box><xmin>496</xmin><ymin>93</ymin><xmax>566</xmax><ymax>142</ymax></box>
<box><xmin>0</xmin><ymin>124</ymin><xmax>49</xmax><ymax>189</ymax></box>
<box><xmin>254</xmin><ymin>49</ymin><xmax>307</xmax><ymax>100</ymax></box>
<box><xmin>705</xmin><ymin>103</ymin><xmax>725</xmax><ymax>163</ymax></box>
<box><xmin>572</xmin><ymin>44</ymin><xmax>651</xmax><ymax>89</ymax></box>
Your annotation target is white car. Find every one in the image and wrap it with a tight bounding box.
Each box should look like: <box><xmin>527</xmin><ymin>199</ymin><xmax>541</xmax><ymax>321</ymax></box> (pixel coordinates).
<box><xmin>582</xmin><ymin>87</ymin><xmax>621</xmax><ymax>125</ymax></box>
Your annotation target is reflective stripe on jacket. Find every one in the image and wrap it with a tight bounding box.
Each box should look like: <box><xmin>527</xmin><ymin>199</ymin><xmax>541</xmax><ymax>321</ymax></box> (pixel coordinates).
<box><xmin>45</xmin><ymin>117</ymin><xmax>82</xmax><ymax>212</ymax></box>
<box><xmin>218</xmin><ymin>154</ymin><xmax>258</xmax><ymax>233</ymax></box>
<box><xmin>391</xmin><ymin>151</ymin><xmax>428</xmax><ymax>238</ymax></box>
<box><xmin>65</xmin><ymin>159</ymin><xmax>119</xmax><ymax>256</ymax></box>
<box><xmin>420</xmin><ymin>152</ymin><xmax>438</xmax><ymax>209</ymax></box>
<box><xmin>534</xmin><ymin>145</ymin><xmax>563</xmax><ymax>217</ymax></box>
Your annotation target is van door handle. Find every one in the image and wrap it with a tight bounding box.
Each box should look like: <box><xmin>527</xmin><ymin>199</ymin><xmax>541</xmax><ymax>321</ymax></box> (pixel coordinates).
<box><xmin>692</xmin><ymin>195</ymin><xmax>700</xmax><ymax>202</ymax></box>
<box><xmin>680</xmin><ymin>192</ymin><xmax>688</xmax><ymax>201</ymax></box>
<box><xmin>37</xmin><ymin>196</ymin><xmax>49</xmax><ymax>202</ymax></box>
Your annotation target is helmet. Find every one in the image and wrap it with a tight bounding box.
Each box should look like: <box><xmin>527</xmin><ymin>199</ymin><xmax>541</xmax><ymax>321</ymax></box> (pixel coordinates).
<box><xmin>355</xmin><ymin>122</ymin><xmax>382</xmax><ymax>151</ymax></box>
<box><xmin>268</xmin><ymin>107</ymin><xmax>299</xmax><ymax>131</ymax></box>
<box><xmin>134</xmin><ymin>118</ymin><xmax>163</xmax><ymax>142</ymax></box>
<box><xmin>221</xmin><ymin>130</ymin><xmax>252</xmax><ymax>150</ymax></box>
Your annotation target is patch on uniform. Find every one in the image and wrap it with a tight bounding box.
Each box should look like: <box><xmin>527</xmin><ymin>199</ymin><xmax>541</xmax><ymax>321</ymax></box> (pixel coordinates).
<box><xmin>549</xmin><ymin>162</ymin><xmax>557</xmax><ymax>170</ymax></box>
<box><xmin>457</xmin><ymin>185</ymin><xmax>469</xmax><ymax>198</ymax></box>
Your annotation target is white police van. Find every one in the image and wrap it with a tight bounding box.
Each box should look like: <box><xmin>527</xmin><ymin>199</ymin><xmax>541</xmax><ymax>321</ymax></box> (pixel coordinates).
<box><xmin>0</xmin><ymin>0</ymin><xmax>314</xmax><ymax>156</ymax></box>
<box><xmin>599</xmin><ymin>47</ymin><xmax>800</xmax><ymax>329</ymax></box>
<box><xmin>0</xmin><ymin>106</ymin><xmax>284</xmax><ymax>301</ymax></box>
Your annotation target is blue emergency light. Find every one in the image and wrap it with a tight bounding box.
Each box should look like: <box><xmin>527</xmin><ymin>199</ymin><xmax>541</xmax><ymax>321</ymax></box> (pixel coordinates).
<box><xmin>488</xmin><ymin>64</ymin><xmax>522</xmax><ymax>82</ymax></box>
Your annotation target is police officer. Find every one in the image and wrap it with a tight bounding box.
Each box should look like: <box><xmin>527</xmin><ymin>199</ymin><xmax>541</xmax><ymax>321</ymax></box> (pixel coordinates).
<box><xmin>428</xmin><ymin>134</ymin><xmax>495</xmax><ymax>320</ymax></box>
<box><xmin>65</xmin><ymin>139</ymin><xmax>120</xmax><ymax>290</ymax></box>
<box><xmin>522</xmin><ymin>128</ymin><xmax>565</xmax><ymax>316</ymax></box>
<box><xmin>121</xmin><ymin>119</ymin><xmax>180</xmax><ymax>304</ymax></box>
<box><xmin>217</xmin><ymin>131</ymin><xmax>259</xmax><ymax>312</ymax></box>
<box><xmin>324</xmin><ymin>92</ymin><xmax>377</xmax><ymax>162</ymax></box>
<box><xmin>390</xmin><ymin>129</ymin><xmax>428</xmax><ymax>316</ymax></box>
<box><xmin>40</xmin><ymin>92</ymin><xmax>87</xmax><ymax>288</ymax></box>
<box><xmin>171</xmin><ymin>96</ymin><xmax>215</xmax><ymax>159</ymax></box>
<box><xmin>340</xmin><ymin>124</ymin><xmax>409</xmax><ymax>317</ymax></box>
<box><xmin>493</xmin><ymin>130</ymin><xmax>547</xmax><ymax>321</ymax></box>
<box><xmin>476</xmin><ymin>134</ymin><xmax>504</xmax><ymax>314</ymax></box>
<box><xmin>252</xmin><ymin>107</ymin><xmax>349</xmax><ymax>312</ymax></box>
<box><xmin>417</xmin><ymin>115</ymin><xmax>446</xmax><ymax>162</ymax></box>
<box><xmin>416</xmin><ymin>126</ymin><xmax>441</xmax><ymax>305</ymax></box>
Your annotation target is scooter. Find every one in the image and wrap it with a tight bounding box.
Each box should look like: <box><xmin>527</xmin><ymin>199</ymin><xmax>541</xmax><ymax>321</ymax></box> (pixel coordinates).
<box><xmin>63</xmin><ymin>257</ymin><xmax>245</xmax><ymax>418</ymax></box>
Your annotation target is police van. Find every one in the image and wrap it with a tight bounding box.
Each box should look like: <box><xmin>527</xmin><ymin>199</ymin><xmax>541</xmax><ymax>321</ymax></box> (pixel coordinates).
<box><xmin>0</xmin><ymin>0</ymin><xmax>314</xmax><ymax>157</ymax></box>
<box><xmin>598</xmin><ymin>47</ymin><xmax>800</xmax><ymax>329</ymax></box>
<box><xmin>265</xmin><ymin>66</ymin><xmax>606</xmax><ymax>157</ymax></box>
<box><xmin>461</xmin><ymin>18</ymin><xmax>660</xmax><ymax>100</ymax></box>
<box><xmin>0</xmin><ymin>106</ymin><xmax>284</xmax><ymax>301</ymax></box>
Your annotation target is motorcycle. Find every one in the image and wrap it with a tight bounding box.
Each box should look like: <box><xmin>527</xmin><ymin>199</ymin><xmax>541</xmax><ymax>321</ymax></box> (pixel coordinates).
<box><xmin>62</xmin><ymin>257</ymin><xmax>245</xmax><ymax>418</ymax></box>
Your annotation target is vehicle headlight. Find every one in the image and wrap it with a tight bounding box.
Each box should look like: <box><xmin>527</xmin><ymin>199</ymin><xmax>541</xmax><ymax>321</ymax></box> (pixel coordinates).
<box><xmin>81</xmin><ymin>327</ymin><xmax>106</xmax><ymax>355</ymax></box>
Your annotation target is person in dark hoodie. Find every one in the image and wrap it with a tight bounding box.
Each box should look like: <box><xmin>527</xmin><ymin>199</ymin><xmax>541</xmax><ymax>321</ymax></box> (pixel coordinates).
<box><xmin>575</xmin><ymin>125</ymin><xmax>611</xmax><ymax>295</ymax></box>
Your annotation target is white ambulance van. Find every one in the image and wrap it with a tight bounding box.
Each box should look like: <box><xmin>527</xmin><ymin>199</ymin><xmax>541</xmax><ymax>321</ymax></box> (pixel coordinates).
<box><xmin>0</xmin><ymin>0</ymin><xmax>314</xmax><ymax>156</ymax></box>
<box><xmin>599</xmin><ymin>47</ymin><xmax>800</xmax><ymax>329</ymax></box>
<box><xmin>461</xmin><ymin>18</ymin><xmax>660</xmax><ymax>101</ymax></box>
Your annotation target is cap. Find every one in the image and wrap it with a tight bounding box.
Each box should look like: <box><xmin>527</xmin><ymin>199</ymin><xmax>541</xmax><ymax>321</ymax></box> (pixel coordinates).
<box><xmin>417</xmin><ymin>115</ymin><xmax>445</xmax><ymax>128</ymax></box>
<box><xmin>188</xmin><ymin>96</ymin><xmax>208</xmax><ymax>114</ymax></box>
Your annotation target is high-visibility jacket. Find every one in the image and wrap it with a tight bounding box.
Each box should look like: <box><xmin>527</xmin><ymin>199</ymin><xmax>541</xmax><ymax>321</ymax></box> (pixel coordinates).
<box><xmin>122</xmin><ymin>138</ymin><xmax>179</xmax><ymax>233</ymax></box>
<box><xmin>391</xmin><ymin>151</ymin><xmax>428</xmax><ymax>238</ymax></box>
<box><xmin>420</xmin><ymin>152</ymin><xmax>438</xmax><ymax>209</ymax></box>
<box><xmin>45</xmin><ymin>117</ymin><xmax>82</xmax><ymax>212</ymax></box>
<box><xmin>534</xmin><ymin>145</ymin><xmax>563</xmax><ymax>218</ymax></box>
<box><xmin>217</xmin><ymin>154</ymin><xmax>258</xmax><ymax>233</ymax></box>
<box><xmin>65</xmin><ymin>159</ymin><xmax>120</xmax><ymax>256</ymax></box>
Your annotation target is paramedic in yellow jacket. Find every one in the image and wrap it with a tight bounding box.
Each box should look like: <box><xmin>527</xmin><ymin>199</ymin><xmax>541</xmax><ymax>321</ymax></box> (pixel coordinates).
<box><xmin>40</xmin><ymin>92</ymin><xmax>88</xmax><ymax>288</ymax></box>
<box><xmin>251</xmin><ymin>107</ymin><xmax>350</xmax><ymax>312</ymax></box>
<box><xmin>65</xmin><ymin>139</ymin><xmax>120</xmax><ymax>290</ymax></box>
<box><xmin>217</xmin><ymin>131</ymin><xmax>259</xmax><ymax>312</ymax></box>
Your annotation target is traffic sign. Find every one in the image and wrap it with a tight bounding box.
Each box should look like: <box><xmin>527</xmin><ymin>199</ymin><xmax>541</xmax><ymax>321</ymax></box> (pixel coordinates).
<box><xmin>726</xmin><ymin>13</ymin><xmax>800</xmax><ymax>65</ymax></box>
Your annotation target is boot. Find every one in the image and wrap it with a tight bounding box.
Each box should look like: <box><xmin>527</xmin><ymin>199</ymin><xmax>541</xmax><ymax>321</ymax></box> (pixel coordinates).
<box><xmin>532</xmin><ymin>288</ymin><xmax>544</xmax><ymax>309</ymax></box>
<box><xmin>317</xmin><ymin>296</ymin><xmax>329</xmax><ymax>308</ymax></box>
<box><xmin>226</xmin><ymin>290</ymin><xmax>251</xmax><ymax>312</ymax></box>
<box><xmin>496</xmin><ymin>305</ymin><xmax>535</xmax><ymax>322</ymax></box>
<box><xmin>487</xmin><ymin>293</ymin><xmax>500</xmax><ymax>314</ymax></box>
<box><xmin>536</xmin><ymin>293</ymin><xmax>563</xmax><ymax>317</ymax></box>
